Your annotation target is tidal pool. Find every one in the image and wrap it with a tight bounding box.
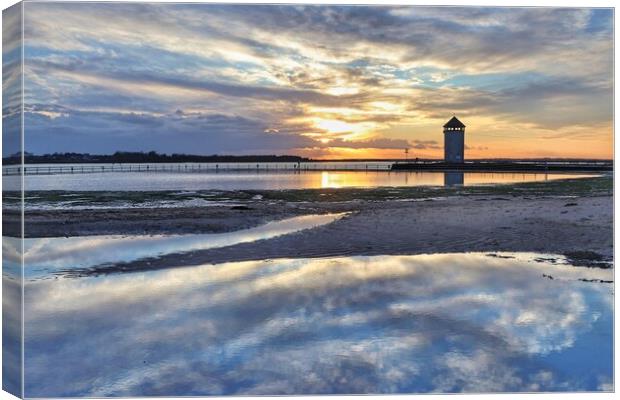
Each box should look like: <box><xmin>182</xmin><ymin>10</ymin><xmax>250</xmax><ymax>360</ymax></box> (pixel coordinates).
<box><xmin>6</xmin><ymin>213</ymin><xmax>345</xmax><ymax>279</ymax></box>
<box><xmin>22</xmin><ymin>252</ymin><xmax>612</xmax><ymax>396</ymax></box>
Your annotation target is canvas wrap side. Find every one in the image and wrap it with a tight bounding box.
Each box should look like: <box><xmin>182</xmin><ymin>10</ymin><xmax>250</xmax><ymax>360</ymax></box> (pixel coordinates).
<box><xmin>2</xmin><ymin>2</ymin><xmax>24</xmax><ymax>398</ymax></box>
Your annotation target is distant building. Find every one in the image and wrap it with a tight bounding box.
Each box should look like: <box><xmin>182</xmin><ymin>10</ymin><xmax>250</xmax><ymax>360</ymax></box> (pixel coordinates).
<box><xmin>443</xmin><ymin>116</ymin><xmax>466</xmax><ymax>163</ymax></box>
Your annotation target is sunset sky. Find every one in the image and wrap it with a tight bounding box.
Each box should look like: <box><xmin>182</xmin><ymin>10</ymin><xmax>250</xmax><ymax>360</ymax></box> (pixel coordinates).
<box><xmin>11</xmin><ymin>3</ymin><xmax>614</xmax><ymax>159</ymax></box>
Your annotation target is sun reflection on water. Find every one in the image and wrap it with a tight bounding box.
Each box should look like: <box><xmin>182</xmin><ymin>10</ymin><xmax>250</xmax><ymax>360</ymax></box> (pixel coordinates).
<box><xmin>15</xmin><ymin>170</ymin><xmax>598</xmax><ymax>192</ymax></box>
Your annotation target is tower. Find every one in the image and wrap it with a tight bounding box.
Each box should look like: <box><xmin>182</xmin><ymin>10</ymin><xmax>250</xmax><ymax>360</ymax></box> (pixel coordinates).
<box><xmin>443</xmin><ymin>116</ymin><xmax>465</xmax><ymax>163</ymax></box>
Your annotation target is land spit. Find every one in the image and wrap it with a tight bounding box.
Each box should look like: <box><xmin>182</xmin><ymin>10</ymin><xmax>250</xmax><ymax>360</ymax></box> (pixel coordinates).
<box><xmin>390</xmin><ymin>161</ymin><xmax>612</xmax><ymax>172</ymax></box>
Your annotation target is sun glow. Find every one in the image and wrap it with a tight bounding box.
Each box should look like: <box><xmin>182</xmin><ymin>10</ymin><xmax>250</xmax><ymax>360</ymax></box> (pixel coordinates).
<box><xmin>369</xmin><ymin>101</ymin><xmax>404</xmax><ymax>112</ymax></box>
<box><xmin>325</xmin><ymin>86</ymin><xmax>359</xmax><ymax>96</ymax></box>
<box><xmin>307</xmin><ymin>107</ymin><xmax>359</xmax><ymax>117</ymax></box>
<box><xmin>314</xmin><ymin>119</ymin><xmax>356</xmax><ymax>134</ymax></box>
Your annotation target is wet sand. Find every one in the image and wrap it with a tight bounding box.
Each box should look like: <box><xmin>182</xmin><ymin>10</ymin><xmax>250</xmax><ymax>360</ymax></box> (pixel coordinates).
<box><xmin>19</xmin><ymin>203</ymin><xmax>311</xmax><ymax>237</ymax></box>
<box><xmin>15</xmin><ymin>194</ymin><xmax>611</xmax><ymax>276</ymax></box>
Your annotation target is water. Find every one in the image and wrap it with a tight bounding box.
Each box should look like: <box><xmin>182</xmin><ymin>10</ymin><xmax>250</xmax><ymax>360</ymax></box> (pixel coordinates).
<box><xmin>5</xmin><ymin>214</ymin><xmax>345</xmax><ymax>280</ymax></box>
<box><xmin>18</xmin><ymin>252</ymin><xmax>613</xmax><ymax>396</ymax></box>
<box><xmin>9</xmin><ymin>169</ymin><xmax>596</xmax><ymax>191</ymax></box>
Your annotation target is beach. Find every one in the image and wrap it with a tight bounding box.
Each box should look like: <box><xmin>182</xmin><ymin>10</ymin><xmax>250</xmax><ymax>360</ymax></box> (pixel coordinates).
<box><xmin>8</xmin><ymin>175</ymin><xmax>612</xmax><ymax>275</ymax></box>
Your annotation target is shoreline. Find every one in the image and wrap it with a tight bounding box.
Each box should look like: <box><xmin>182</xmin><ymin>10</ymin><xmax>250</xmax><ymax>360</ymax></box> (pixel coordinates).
<box><xmin>5</xmin><ymin>175</ymin><xmax>613</xmax><ymax>237</ymax></box>
<box><xmin>6</xmin><ymin>176</ymin><xmax>613</xmax><ymax>276</ymax></box>
<box><xmin>13</xmin><ymin>193</ymin><xmax>613</xmax><ymax>276</ymax></box>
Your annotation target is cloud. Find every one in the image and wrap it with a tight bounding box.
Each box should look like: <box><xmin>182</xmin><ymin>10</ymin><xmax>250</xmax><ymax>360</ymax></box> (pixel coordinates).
<box><xmin>465</xmin><ymin>144</ymin><xmax>488</xmax><ymax>151</ymax></box>
<box><xmin>24</xmin><ymin>105</ymin><xmax>317</xmax><ymax>155</ymax></box>
<box><xmin>25</xmin><ymin>105</ymin><xmax>418</xmax><ymax>155</ymax></box>
<box><xmin>28</xmin><ymin>59</ymin><xmax>361</xmax><ymax>107</ymax></box>
<box><xmin>325</xmin><ymin>137</ymin><xmax>411</xmax><ymax>150</ymax></box>
<box><xmin>2</xmin><ymin>4</ymin><xmax>23</xmax><ymax>158</ymax></box>
<box><xmin>19</xmin><ymin>3</ymin><xmax>613</xmax><ymax>158</ymax></box>
<box><xmin>411</xmin><ymin>139</ymin><xmax>441</xmax><ymax>150</ymax></box>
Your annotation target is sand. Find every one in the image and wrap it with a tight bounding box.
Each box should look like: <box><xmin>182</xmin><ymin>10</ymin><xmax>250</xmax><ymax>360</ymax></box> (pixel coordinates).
<box><xmin>15</xmin><ymin>193</ymin><xmax>611</xmax><ymax>276</ymax></box>
<box><xmin>18</xmin><ymin>203</ymin><xmax>310</xmax><ymax>237</ymax></box>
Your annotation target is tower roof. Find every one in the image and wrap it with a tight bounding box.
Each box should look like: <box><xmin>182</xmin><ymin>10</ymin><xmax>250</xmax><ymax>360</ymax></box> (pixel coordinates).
<box><xmin>443</xmin><ymin>116</ymin><xmax>466</xmax><ymax>129</ymax></box>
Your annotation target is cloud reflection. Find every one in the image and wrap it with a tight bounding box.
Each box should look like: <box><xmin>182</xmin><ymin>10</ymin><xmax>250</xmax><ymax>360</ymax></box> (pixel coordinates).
<box><xmin>2</xmin><ymin>237</ymin><xmax>23</xmax><ymax>396</ymax></box>
<box><xmin>23</xmin><ymin>252</ymin><xmax>612</xmax><ymax>396</ymax></box>
<box><xmin>19</xmin><ymin>213</ymin><xmax>344</xmax><ymax>278</ymax></box>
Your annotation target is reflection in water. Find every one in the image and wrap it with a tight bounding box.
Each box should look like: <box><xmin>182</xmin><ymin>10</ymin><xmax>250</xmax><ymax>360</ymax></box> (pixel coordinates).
<box><xmin>2</xmin><ymin>237</ymin><xmax>23</xmax><ymax>396</ymax></box>
<box><xmin>16</xmin><ymin>170</ymin><xmax>595</xmax><ymax>191</ymax></box>
<box><xmin>24</xmin><ymin>253</ymin><xmax>612</xmax><ymax>396</ymax></box>
<box><xmin>11</xmin><ymin>213</ymin><xmax>345</xmax><ymax>279</ymax></box>
<box><xmin>444</xmin><ymin>171</ymin><xmax>464</xmax><ymax>186</ymax></box>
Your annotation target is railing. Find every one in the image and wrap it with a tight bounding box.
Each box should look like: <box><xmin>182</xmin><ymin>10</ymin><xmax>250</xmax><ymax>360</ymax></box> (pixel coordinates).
<box><xmin>2</xmin><ymin>163</ymin><xmax>393</xmax><ymax>176</ymax></box>
<box><xmin>390</xmin><ymin>160</ymin><xmax>613</xmax><ymax>172</ymax></box>
<box><xmin>5</xmin><ymin>160</ymin><xmax>610</xmax><ymax>176</ymax></box>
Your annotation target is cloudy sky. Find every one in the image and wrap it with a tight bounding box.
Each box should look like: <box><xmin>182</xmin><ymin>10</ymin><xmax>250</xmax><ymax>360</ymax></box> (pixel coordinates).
<box><xmin>14</xmin><ymin>2</ymin><xmax>614</xmax><ymax>159</ymax></box>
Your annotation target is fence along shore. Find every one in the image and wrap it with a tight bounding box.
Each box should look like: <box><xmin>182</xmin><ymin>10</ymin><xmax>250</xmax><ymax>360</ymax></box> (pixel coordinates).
<box><xmin>2</xmin><ymin>160</ymin><xmax>611</xmax><ymax>176</ymax></box>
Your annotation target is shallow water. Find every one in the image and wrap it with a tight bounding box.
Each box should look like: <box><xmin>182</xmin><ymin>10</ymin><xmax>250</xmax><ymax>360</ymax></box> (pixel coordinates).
<box><xmin>14</xmin><ymin>170</ymin><xmax>596</xmax><ymax>191</ymax></box>
<box><xmin>21</xmin><ymin>252</ymin><xmax>612</xmax><ymax>396</ymax></box>
<box><xmin>6</xmin><ymin>213</ymin><xmax>345</xmax><ymax>279</ymax></box>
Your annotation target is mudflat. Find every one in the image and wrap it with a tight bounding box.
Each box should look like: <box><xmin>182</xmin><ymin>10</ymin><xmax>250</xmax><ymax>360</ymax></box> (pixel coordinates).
<box><xmin>13</xmin><ymin>194</ymin><xmax>610</xmax><ymax>274</ymax></box>
<box><xmin>6</xmin><ymin>176</ymin><xmax>612</xmax><ymax>275</ymax></box>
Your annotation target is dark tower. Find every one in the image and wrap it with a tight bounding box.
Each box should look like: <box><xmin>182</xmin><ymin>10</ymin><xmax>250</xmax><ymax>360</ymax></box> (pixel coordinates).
<box><xmin>443</xmin><ymin>116</ymin><xmax>465</xmax><ymax>163</ymax></box>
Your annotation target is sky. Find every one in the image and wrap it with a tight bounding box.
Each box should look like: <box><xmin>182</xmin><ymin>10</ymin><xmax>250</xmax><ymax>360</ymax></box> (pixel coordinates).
<box><xmin>7</xmin><ymin>2</ymin><xmax>614</xmax><ymax>159</ymax></box>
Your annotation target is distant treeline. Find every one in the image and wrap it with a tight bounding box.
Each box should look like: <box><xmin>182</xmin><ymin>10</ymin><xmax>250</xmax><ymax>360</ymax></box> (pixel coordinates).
<box><xmin>2</xmin><ymin>151</ymin><xmax>311</xmax><ymax>165</ymax></box>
